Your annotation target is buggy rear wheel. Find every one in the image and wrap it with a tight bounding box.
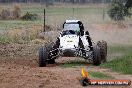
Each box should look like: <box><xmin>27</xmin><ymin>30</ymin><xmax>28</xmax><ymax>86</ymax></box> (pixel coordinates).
<box><xmin>93</xmin><ymin>45</ymin><xmax>101</xmax><ymax>66</ymax></box>
<box><xmin>97</xmin><ymin>40</ymin><xmax>107</xmax><ymax>63</ymax></box>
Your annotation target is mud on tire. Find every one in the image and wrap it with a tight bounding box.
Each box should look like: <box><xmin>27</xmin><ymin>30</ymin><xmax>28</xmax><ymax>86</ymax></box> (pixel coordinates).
<box><xmin>79</xmin><ymin>38</ymin><xmax>86</xmax><ymax>58</ymax></box>
<box><xmin>97</xmin><ymin>40</ymin><xmax>107</xmax><ymax>63</ymax></box>
<box><xmin>52</xmin><ymin>38</ymin><xmax>60</xmax><ymax>56</ymax></box>
<box><xmin>93</xmin><ymin>45</ymin><xmax>101</xmax><ymax>66</ymax></box>
<box><xmin>48</xmin><ymin>38</ymin><xmax>60</xmax><ymax>64</ymax></box>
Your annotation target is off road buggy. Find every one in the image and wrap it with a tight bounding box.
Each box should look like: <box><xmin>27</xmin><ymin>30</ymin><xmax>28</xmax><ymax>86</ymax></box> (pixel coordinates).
<box><xmin>39</xmin><ymin>20</ymin><xmax>107</xmax><ymax>67</ymax></box>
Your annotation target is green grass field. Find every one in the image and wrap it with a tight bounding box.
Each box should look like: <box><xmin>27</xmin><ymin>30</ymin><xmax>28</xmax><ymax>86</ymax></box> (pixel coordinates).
<box><xmin>101</xmin><ymin>45</ymin><xmax>132</xmax><ymax>74</ymax></box>
<box><xmin>0</xmin><ymin>4</ymin><xmax>118</xmax><ymax>30</ymax></box>
<box><xmin>0</xmin><ymin>3</ymin><xmax>132</xmax><ymax>30</ymax></box>
<box><xmin>89</xmin><ymin>71</ymin><xmax>113</xmax><ymax>79</ymax></box>
<box><xmin>0</xmin><ymin>4</ymin><xmax>132</xmax><ymax>30</ymax></box>
<box><xmin>0</xmin><ymin>20</ymin><xmax>42</xmax><ymax>30</ymax></box>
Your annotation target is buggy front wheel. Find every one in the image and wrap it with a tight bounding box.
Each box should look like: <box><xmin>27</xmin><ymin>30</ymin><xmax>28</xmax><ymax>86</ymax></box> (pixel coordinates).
<box><xmin>39</xmin><ymin>47</ymin><xmax>47</xmax><ymax>67</ymax></box>
<box><xmin>93</xmin><ymin>45</ymin><xmax>101</xmax><ymax>66</ymax></box>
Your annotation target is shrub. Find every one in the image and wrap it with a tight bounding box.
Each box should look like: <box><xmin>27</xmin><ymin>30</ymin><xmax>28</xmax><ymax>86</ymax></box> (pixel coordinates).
<box><xmin>108</xmin><ymin>0</ymin><xmax>131</xmax><ymax>21</ymax></box>
<box><xmin>21</xmin><ymin>12</ymin><xmax>38</xmax><ymax>21</ymax></box>
<box><xmin>0</xmin><ymin>5</ymin><xmax>21</xmax><ymax>20</ymax></box>
<box><xmin>0</xmin><ymin>9</ymin><xmax>11</xmax><ymax>20</ymax></box>
<box><xmin>12</xmin><ymin>5</ymin><xmax>21</xmax><ymax>19</ymax></box>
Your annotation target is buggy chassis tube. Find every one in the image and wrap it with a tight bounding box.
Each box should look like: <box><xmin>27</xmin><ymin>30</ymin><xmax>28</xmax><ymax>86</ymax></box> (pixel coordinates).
<box><xmin>49</xmin><ymin>47</ymin><xmax>93</xmax><ymax>59</ymax></box>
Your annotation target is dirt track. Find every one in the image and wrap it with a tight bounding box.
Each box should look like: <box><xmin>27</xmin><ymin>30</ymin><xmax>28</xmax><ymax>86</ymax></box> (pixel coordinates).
<box><xmin>0</xmin><ymin>23</ymin><xmax>132</xmax><ymax>88</ymax></box>
<box><xmin>0</xmin><ymin>56</ymin><xmax>131</xmax><ymax>88</ymax></box>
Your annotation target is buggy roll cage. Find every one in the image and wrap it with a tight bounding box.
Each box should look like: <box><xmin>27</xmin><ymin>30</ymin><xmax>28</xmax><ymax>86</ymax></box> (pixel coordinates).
<box><xmin>63</xmin><ymin>20</ymin><xmax>84</xmax><ymax>36</ymax></box>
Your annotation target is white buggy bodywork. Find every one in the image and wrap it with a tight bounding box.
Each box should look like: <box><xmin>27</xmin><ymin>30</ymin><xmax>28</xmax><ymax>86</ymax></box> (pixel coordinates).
<box><xmin>59</xmin><ymin>20</ymin><xmax>90</xmax><ymax>53</ymax></box>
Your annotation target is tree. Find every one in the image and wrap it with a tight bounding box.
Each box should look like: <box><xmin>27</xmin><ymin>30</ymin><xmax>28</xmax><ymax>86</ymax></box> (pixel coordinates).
<box><xmin>125</xmin><ymin>0</ymin><xmax>132</xmax><ymax>9</ymax></box>
<box><xmin>108</xmin><ymin>0</ymin><xmax>131</xmax><ymax>21</ymax></box>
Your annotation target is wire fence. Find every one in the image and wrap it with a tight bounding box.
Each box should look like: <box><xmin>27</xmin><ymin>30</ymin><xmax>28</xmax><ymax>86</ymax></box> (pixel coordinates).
<box><xmin>0</xmin><ymin>0</ymin><xmax>131</xmax><ymax>31</ymax></box>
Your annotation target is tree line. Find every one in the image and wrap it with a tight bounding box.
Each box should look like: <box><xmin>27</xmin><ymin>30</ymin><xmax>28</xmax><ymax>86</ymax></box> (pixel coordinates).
<box><xmin>0</xmin><ymin>0</ymin><xmax>131</xmax><ymax>7</ymax></box>
<box><xmin>0</xmin><ymin>0</ymin><xmax>113</xmax><ymax>3</ymax></box>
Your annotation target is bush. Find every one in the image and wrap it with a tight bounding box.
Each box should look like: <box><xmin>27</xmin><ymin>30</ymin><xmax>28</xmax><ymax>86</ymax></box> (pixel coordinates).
<box><xmin>0</xmin><ymin>5</ymin><xmax>21</xmax><ymax>20</ymax></box>
<box><xmin>12</xmin><ymin>5</ymin><xmax>21</xmax><ymax>19</ymax></box>
<box><xmin>21</xmin><ymin>12</ymin><xmax>38</xmax><ymax>21</ymax></box>
<box><xmin>108</xmin><ymin>0</ymin><xmax>131</xmax><ymax>21</ymax></box>
<box><xmin>0</xmin><ymin>9</ymin><xmax>11</xmax><ymax>20</ymax></box>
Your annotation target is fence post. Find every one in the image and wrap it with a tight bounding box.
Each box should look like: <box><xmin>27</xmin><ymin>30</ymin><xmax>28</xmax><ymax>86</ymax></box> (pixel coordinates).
<box><xmin>72</xmin><ymin>0</ymin><xmax>75</xmax><ymax>18</ymax></box>
<box><xmin>44</xmin><ymin>9</ymin><xmax>46</xmax><ymax>32</ymax></box>
<box><xmin>103</xmin><ymin>9</ymin><xmax>105</xmax><ymax>21</ymax></box>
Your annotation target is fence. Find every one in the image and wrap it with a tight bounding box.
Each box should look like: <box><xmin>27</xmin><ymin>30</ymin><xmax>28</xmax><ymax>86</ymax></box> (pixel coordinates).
<box><xmin>0</xmin><ymin>0</ymin><xmax>131</xmax><ymax>29</ymax></box>
<box><xmin>0</xmin><ymin>2</ymin><xmax>110</xmax><ymax>31</ymax></box>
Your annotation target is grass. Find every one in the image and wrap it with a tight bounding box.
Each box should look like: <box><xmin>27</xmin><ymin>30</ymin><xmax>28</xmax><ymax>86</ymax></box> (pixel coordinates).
<box><xmin>0</xmin><ymin>35</ymin><xmax>11</xmax><ymax>44</ymax></box>
<box><xmin>108</xmin><ymin>45</ymin><xmax>131</xmax><ymax>54</ymax></box>
<box><xmin>0</xmin><ymin>24</ymin><xmax>43</xmax><ymax>44</ymax></box>
<box><xmin>0</xmin><ymin>4</ymin><xmax>132</xmax><ymax>30</ymax></box>
<box><xmin>0</xmin><ymin>34</ymin><xmax>32</xmax><ymax>44</ymax></box>
<box><xmin>0</xmin><ymin>20</ymin><xmax>42</xmax><ymax>30</ymax></box>
<box><xmin>22</xmin><ymin>5</ymin><xmax>106</xmax><ymax>14</ymax></box>
<box><xmin>0</xmin><ymin>4</ymin><xmax>115</xmax><ymax>30</ymax></box>
<box><xmin>89</xmin><ymin>71</ymin><xmax>113</xmax><ymax>79</ymax></box>
<box><xmin>60</xmin><ymin>61</ymin><xmax>113</xmax><ymax>79</ymax></box>
<box><xmin>101</xmin><ymin>45</ymin><xmax>132</xmax><ymax>74</ymax></box>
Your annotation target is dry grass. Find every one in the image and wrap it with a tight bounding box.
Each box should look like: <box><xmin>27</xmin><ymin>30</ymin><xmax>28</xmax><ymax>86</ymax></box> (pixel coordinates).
<box><xmin>0</xmin><ymin>9</ymin><xmax>11</xmax><ymax>20</ymax></box>
<box><xmin>0</xmin><ymin>5</ymin><xmax>21</xmax><ymax>20</ymax></box>
<box><xmin>12</xmin><ymin>5</ymin><xmax>21</xmax><ymax>19</ymax></box>
<box><xmin>0</xmin><ymin>25</ymin><xmax>42</xmax><ymax>44</ymax></box>
<box><xmin>0</xmin><ymin>24</ymin><xmax>58</xmax><ymax>44</ymax></box>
